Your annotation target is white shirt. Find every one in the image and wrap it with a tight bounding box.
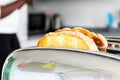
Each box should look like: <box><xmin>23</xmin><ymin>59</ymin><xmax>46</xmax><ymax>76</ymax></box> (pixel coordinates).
<box><xmin>0</xmin><ymin>0</ymin><xmax>20</xmax><ymax>34</ymax></box>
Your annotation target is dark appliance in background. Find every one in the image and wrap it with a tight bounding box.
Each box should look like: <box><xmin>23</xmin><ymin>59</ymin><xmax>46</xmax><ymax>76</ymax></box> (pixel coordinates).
<box><xmin>28</xmin><ymin>13</ymin><xmax>50</xmax><ymax>35</ymax></box>
<box><xmin>28</xmin><ymin>13</ymin><xmax>63</xmax><ymax>35</ymax></box>
<box><xmin>50</xmin><ymin>13</ymin><xmax>63</xmax><ymax>31</ymax></box>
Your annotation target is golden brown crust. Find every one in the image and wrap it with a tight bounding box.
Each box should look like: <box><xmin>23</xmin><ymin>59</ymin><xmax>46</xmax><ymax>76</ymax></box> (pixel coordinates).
<box><xmin>71</xmin><ymin>27</ymin><xmax>108</xmax><ymax>48</ymax></box>
<box><xmin>55</xmin><ymin>28</ymin><xmax>72</xmax><ymax>32</ymax></box>
<box><xmin>97</xmin><ymin>34</ymin><xmax>108</xmax><ymax>47</ymax></box>
<box><xmin>37</xmin><ymin>31</ymin><xmax>98</xmax><ymax>51</ymax></box>
<box><xmin>72</xmin><ymin>27</ymin><xmax>91</xmax><ymax>37</ymax></box>
<box><xmin>37</xmin><ymin>27</ymin><xmax>107</xmax><ymax>52</ymax></box>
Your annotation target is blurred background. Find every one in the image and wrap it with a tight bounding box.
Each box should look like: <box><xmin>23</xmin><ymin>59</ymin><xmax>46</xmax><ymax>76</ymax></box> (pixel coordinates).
<box><xmin>18</xmin><ymin>0</ymin><xmax>120</xmax><ymax>47</ymax></box>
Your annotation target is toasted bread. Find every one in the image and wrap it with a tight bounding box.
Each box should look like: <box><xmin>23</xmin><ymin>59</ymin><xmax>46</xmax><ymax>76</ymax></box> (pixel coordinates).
<box><xmin>37</xmin><ymin>31</ymin><xmax>98</xmax><ymax>51</ymax></box>
<box><xmin>72</xmin><ymin>27</ymin><xmax>108</xmax><ymax>50</ymax></box>
<box><xmin>37</xmin><ymin>27</ymin><xmax>107</xmax><ymax>52</ymax></box>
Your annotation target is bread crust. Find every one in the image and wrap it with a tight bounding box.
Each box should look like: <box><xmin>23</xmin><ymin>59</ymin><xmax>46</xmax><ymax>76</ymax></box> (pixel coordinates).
<box><xmin>37</xmin><ymin>27</ymin><xmax>107</xmax><ymax>52</ymax></box>
<box><xmin>72</xmin><ymin>27</ymin><xmax>108</xmax><ymax>48</ymax></box>
<box><xmin>37</xmin><ymin>31</ymin><xmax>98</xmax><ymax>51</ymax></box>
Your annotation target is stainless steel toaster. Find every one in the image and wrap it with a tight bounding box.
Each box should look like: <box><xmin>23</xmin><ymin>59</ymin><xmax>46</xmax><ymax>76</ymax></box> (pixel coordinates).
<box><xmin>1</xmin><ymin>46</ymin><xmax>120</xmax><ymax>80</ymax></box>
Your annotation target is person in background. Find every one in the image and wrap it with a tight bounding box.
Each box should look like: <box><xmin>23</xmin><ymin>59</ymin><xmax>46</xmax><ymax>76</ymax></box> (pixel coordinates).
<box><xmin>0</xmin><ymin>0</ymin><xmax>31</xmax><ymax>78</ymax></box>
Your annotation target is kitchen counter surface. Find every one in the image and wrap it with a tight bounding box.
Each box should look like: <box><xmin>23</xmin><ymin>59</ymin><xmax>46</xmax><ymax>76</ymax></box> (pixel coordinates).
<box><xmin>87</xmin><ymin>28</ymin><xmax>120</xmax><ymax>36</ymax></box>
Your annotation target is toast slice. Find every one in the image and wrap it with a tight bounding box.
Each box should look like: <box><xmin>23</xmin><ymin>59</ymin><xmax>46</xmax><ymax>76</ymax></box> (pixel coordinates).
<box><xmin>37</xmin><ymin>31</ymin><xmax>98</xmax><ymax>52</ymax></box>
<box><xmin>72</xmin><ymin>27</ymin><xmax>108</xmax><ymax>51</ymax></box>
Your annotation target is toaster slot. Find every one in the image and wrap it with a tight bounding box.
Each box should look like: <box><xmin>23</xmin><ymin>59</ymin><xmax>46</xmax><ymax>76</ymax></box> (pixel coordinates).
<box><xmin>106</xmin><ymin>37</ymin><xmax>120</xmax><ymax>54</ymax></box>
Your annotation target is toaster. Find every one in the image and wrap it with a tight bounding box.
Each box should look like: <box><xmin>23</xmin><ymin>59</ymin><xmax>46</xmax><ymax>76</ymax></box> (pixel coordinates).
<box><xmin>1</xmin><ymin>46</ymin><xmax>120</xmax><ymax>80</ymax></box>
